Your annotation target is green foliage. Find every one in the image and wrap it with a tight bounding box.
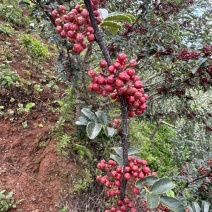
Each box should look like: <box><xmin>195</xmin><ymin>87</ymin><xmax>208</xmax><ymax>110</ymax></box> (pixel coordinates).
<box><xmin>56</xmin><ymin>133</ymin><xmax>71</xmax><ymax>157</ymax></box>
<box><xmin>137</xmin><ymin>177</ymin><xmax>185</xmax><ymax>212</ymax></box>
<box><xmin>130</xmin><ymin>119</ymin><xmax>177</xmax><ymax>176</ymax></box>
<box><xmin>76</xmin><ymin>108</ymin><xmax>115</xmax><ymax>139</ymax></box>
<box><xmin>100</xmin><ymin>12</ymin><xmax>136</xmax><ymax>34</ymax></box>
<box><xmin>20</xmin><ymin>34</ymin><xmax>50</xmax><ymax>59</ymax></box>
<box><xmin>0</xmin><ymin>190</ymin><xmax>16</xmax><ymax>212</ymax></box>
<box><xmin>0</xmin><ymin>23</ymin><xmax>12</xmax><ymax>36</ymax></box>
<box><xmin>187</xmin><ymin>201</ymin><xmax>212</xmax><ymax>212</ymax></box>
<box><xmin>0</xmin><ymin>4</ymin><xmax>28</xmax><ymax>27</ymax></box>
<box><xmin>71</xmin><ymin>168</ymin><xmax>94</xmax><ymax>194</ymax></box>
<box><xmin>73</xmin><ymin>144</ymin><xmax>93</xmax><ymax>160</ymax></box>
<box><xmin>0</xmin><ymin>64</ymin><xmax>31</xmax><ymax>90</ymax></box>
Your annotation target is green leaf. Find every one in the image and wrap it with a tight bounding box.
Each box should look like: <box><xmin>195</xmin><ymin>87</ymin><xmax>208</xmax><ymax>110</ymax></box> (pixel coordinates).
<box><xmin>191</xmin><ymin>57</ymin><xmax>207</xmax><ymax>74</ymax></box>
<box><xmin>0</xmin><ymin>193</ymin><xmax>5</xmax><ymax>199</ymax></box>
<box><xmin>110</xmin><ymin>154</ymin><xmax>123</xmax><ymax>166</ymax></box>
<box><xmin>95</xmin><ymin>110</ymin><xmax>108</xmax><ymax>125</ymax></box>
<box><xmin>111</xmin><ymin>147</ymin><xmax>123</xmax><ymax>158</ymax></box>
<box><xmin>25</xmin><ymin>102</ymin><xmax>35</xmax><ymax>110</ymax></box>
<box><xmin>86</xmin><ymin>122</ymin><xmax>102</xmax><ymax>139</ymax></box>
<box><xmin>192</xmin><ymin>202</ymin><xmax>201</xmax><ymax>212</ymax></box>
<box><xmin>103</xmin><ymin>126</ymin><xmax>115</xmax><ymax>137</ymax></box>
<box><xmin>150</xmin><ymin>178</ymin><xmax>175</xmax><ymax>195</ymax></box>
<box><xmin>166</xmin><ymin>190</ymin><xmax>175</xmax><ymax>198</ymax></box>
<box><xmin>126</xmin><ymin>14</ymin><xmax>136</xmax><ymax>22</ymax></box>
<box><xmin>75</xmin><ymin>116</ymin><xmax>88</xmax><ymax>125</ymax></box>
<box><xmin>202</xmin><ymin>201</ymin><xmax>210</xmax><ymax>212</ymax></box>
<box><xmin>81</xmin><ymin>108</ymin><xmax>96</xmax><ymax>121</ymax></box>
<box><xmin>160</xmin><ymin>196</ymin><xmax>185</xmax><ymax>212</ymax></box>
<box><xmin>128</xmin><ymin>147</ymin><xmax>140</xmax><ymax>155</ymax></box>
<box><xmin>146</xmin><ymin>192</ymin><xmax>160</xmax><ymax>208</ymax></box>
<box><xmin>142</xmin><ymin>176</ymin><xmax>158</xmax><ymax>186</ymax></box>
<box><xmin>104</xmin><ymin>13</ymin><xmax>135</xmax><ymax>23</ymax></box>
<box><xmin>100</xmin><ymin>21</ymin><xmax>122</xmax><ymax>34</ymax></box>
<box><xmin>5</xmin><ymin>191</ymin><xmax>13</xmax><ymax>199</ymax></box>
<box><xmin>135</xmin><ymin>179</ymin><xmax>144</xmax><ymax>189</ymax></box>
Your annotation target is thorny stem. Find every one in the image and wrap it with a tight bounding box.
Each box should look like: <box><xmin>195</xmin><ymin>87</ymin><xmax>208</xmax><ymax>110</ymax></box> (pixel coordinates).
<box><xmin>84</xmin><ymin>0</ymin><xmax>129</xmax><ymax>200</ymax></box>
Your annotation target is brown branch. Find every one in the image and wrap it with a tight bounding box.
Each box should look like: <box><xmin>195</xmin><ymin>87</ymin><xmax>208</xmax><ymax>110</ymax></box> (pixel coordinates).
<box><xmin>119</xmin><ymin>95</ymin><xmax>129</xmax><ymax>200</ymax></box>
<box><xmin>84</xmin><ymin>0</ymin><xmax>112</xmax><ymax>65</ymax></box>
<box><xmin>149</xmin><ymin>120</ymin><xmax>161</xmax><ymax>140</ymax></box>
<box><xmin>84</xmin><ymin>0</ymin><xmax>129</xmax><ymax>200</ymax></box>
<box><xmin>177</xmin><ymin>168</ymin><xmax>212</xmax><ymax>197</ymax></box>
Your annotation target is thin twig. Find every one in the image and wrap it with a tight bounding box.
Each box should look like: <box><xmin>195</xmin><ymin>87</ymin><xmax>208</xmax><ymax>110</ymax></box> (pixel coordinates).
<box><xmin>177</xmin><ymin>168</ymin><xmax>212</xmax><ymax>197</ymax></box>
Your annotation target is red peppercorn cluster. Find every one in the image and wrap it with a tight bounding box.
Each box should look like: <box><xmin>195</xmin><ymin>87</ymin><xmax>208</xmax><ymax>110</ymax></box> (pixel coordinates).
<box><xmin>202</xmin><ymin>45</ymin><xmax>212</xmax><ymax>55</ymax></box>
<box><xmin>177</xmin><ymin>48</ymin><xmax>200</xmax><ymax>61</ymax></box>
<box><xmin>198</xmin><ymin>165</ymin><xmax>208</xmax><ymax>175</ymax></box>
<box><xmin>87</xmin><ymin>53</ymin><xmax>149</xmax><ymax>118</ymax></box>
<box><xmin>51</xmin><ymin>2</ymin><xmax>103</xmax><ymax>53</ymax></box>
<box><xmin>96</xmin><ymin>156</ymin><xmax>157</xmax><ymax>212</ymax></box>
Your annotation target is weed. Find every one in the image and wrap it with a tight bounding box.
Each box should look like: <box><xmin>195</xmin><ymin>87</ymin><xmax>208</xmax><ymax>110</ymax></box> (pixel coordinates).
<box><xmin>0</xmin><ymin>23</ymin><xmax>12</xmax><ymax>36</ymax></box>
<box><xmin>0</xmin><ymin>190</ymin><xmax>16</xmax><ymax>211</ymax></box>
<box><xmin>20</xmin><ymin>34</ymin><xmax>50</xmax><ymax>59</ymax></box>
<box><xmin>0</xmin><ymin>5</ymin><xmax>29</xmax><ymax>27</ymax></box>
<box><xmin>0</xmin><ymin>64</ymin><xmax>31</xmax><ymax>90</ymax></box>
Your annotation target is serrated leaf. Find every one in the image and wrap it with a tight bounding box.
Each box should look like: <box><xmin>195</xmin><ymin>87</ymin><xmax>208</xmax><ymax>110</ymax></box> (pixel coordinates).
<box><xmin>128</xmin><ymin>147</ymin><xmax>140</xmax><ymax>155</ymax></box>
<box><xmin>143</xmin><ymin>176</ymin><xmax>158</xmax><ymax>185</ymax></box>
<box><xmin>202</xmin><ymin>201</ymin><xmax>210</xmax><ymax>212</ymax></box>
<box><xmin>160</xmin><ymin>197</ymin><xmax>185</xmax><ymax>212</ymax></box>
<box><xmin>86</xmin><ymin>122</ymin><xmax>102</xmax><ymax>139</ymax></box>
<box><xmin>81</xmin><ymin>108</ymin><xmax>96</xmax><ymax>121</ymax></box>
<box><xmin>192</xmin><ymin>202</ymin><xmax>201</xmax><ymax>212</ymax></box>
<box><xmin>111</xmin><ymin>147</ymin><xmax>123</xmax><ymax>158</ymax></box>
<box><xmin>104</xmin><ymin>13</ymin><xmax>133</xmax><ymax>23</ymax></box>
<box><xmin>75</xmin><ymin>116</ymin><xmax>88</xmax><ymax>125</ymax></box>
<box><xmin>95</xmin><ymin>110</ymin><xmax>108</xmax><ymax>125</ymax></box>
<box><xmin>100</xmin><ymin>21</ymin><xmax>122</xmax><ymax>34</ymax></box>
<box><xmin>100</xmin><ymin>21</ymin><xmax>122</xmax><ymax>28</ymax></box>
<box><xmin>146</xmin><ymin>192</ymin><xmax>160</xmax><ymax>208</ymax></box>
<box><xmin>110</xmin><ymin>154</ymin><xmax>123</xmax><ymax>166</ymax></box>
<box><xmin>150</xmin><ymin>178</ymin><xmax>175</xmax><ymax>195</ymax></box>
<box><xmin>103</xmin><ymin>126</ymin><xmax>115</xmax><ymax>137</ymax></box>
<box><xmin>126</xmin><ymin>14</ymin><xmax>136</xmax><ymax>22</ymax></box>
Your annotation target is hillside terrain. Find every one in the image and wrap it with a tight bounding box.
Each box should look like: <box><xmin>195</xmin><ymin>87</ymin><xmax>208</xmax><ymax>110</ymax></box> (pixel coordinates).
<box><xmin>0</xmin><ymin>9</ymin><xmax>78</xmax><ymax>211</ymax></box>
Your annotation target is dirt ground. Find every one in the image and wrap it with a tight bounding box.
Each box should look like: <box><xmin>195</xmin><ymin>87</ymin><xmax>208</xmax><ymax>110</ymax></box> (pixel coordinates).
<box><xmin>0</xmin><ymin>27</ymin><xmax>77</xmax><ymax>211</ymax></box>
<box><xmin>0</xmin><ymin>118</ymin><xmax>77</xmax><ymax>212</ymax></box>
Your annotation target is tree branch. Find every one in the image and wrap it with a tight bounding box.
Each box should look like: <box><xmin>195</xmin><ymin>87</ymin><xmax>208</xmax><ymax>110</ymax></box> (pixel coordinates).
<box><xmin>177</xmin><ymin>168</ymin><xmax>212</xmax><ymax>197</ymax></box>
<box><xmin>84</xmin><ymin>0</ymin><xmax>129</xmax><ymax>200</ymax></box>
